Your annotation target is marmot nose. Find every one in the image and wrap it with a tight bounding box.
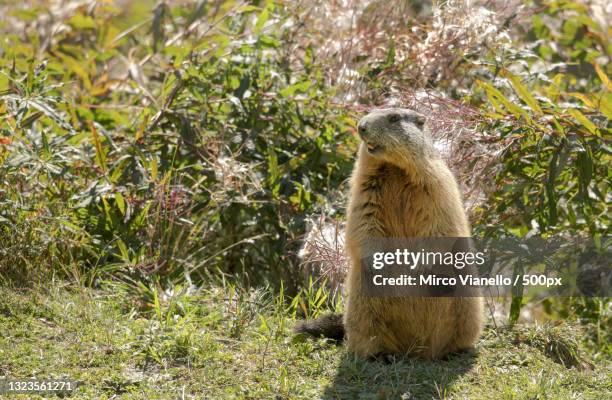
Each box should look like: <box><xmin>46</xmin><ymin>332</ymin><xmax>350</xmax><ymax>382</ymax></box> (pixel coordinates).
<box><xmin>358</xmin><ymin>121</ymin><xmax>368</xmax><ymax>138</ymax></box>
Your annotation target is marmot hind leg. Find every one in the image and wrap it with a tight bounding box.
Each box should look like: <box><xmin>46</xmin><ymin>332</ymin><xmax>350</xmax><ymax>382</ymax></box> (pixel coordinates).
<box><xmin>447</xmin><ymin>297</ymin><xmax>484</xmax><ymax>353</ymax></box>
<box><xmin>344</xmin><ymin>307</ymin><xmax>396</xmax><ymax>358</ymax></box>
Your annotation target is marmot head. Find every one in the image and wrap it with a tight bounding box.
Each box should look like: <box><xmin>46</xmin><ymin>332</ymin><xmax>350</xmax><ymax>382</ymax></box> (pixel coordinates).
<box><xmin>357</xmin><ymin>108</ymin><xmax>438</xmax><ymax>169</ymax></box>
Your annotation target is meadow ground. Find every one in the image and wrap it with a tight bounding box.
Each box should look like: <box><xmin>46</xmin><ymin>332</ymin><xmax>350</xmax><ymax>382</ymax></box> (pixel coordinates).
<box><xmin>1</xmin><ymin>284</ymin><xmax>609</xmax><ymax>399</ymax></box>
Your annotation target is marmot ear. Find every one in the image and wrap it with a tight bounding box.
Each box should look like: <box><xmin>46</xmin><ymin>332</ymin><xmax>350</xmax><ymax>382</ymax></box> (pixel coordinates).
<box><xmin>414</xmin><ymin>114</ymin><xmax>426</xmax><ymax>128</ymax></box>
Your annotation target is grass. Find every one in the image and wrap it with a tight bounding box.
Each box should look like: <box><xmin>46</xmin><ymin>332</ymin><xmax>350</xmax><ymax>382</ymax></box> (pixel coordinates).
<box><xmin>0</xmin><ymin>2</ymin><xmax>609</xmax><ymax>398</ymax></box>
<box><xmin>1</xmin><ymin>284</ymin><xmax>609</xmax><ymax>399</ymax></box>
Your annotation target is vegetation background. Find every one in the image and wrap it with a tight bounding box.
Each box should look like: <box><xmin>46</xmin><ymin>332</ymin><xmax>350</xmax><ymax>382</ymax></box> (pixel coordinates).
<box><xmin>0</xmin><ymin>0</ymin><xmax>609</xmax><ymax>398</ymax></box>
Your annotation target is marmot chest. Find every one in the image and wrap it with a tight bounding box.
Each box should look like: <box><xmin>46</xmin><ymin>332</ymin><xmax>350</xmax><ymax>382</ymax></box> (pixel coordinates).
<box><xmin>377</xmin><ymin>181</ymin><xmax>436</xmax><ymax>237</ymax></box>
<box><xmin>356</xmin><ymin>170</ymin><xmax>439</xmax><ymax>237</ymax></box>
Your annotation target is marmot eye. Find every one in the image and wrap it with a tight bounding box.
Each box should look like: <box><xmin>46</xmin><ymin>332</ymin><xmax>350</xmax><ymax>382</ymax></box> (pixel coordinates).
<box><xmin>414</xmin><ymin>115</ymin><xmax>426</xmax><ymax>127</ymax></box>
<box><xmin>388</xmin><ymin>114</ymin><xmax>401</xmax><ymax>123</ymax></box>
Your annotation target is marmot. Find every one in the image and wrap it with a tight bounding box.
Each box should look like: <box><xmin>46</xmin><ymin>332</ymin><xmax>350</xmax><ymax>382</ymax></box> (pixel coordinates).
<box><xmin>295</xmin><ymin>108</ymin><xmax>483</xmax><ymax>359</ymax></box>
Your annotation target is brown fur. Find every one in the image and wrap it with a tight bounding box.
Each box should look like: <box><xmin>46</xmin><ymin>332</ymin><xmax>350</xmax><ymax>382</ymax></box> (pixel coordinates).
<box><xmin>342</xmin><ymin>108</ymin><xmax>483</xmax><ymax>359</ymax></box>
<box><xmin>294</xmin><ymin>108</ymin><xmax>483</xmax><ymax>359</ymax></box>
<box><xmin>294</xmin><ymin>313</ymin><xmax>345</xmax><ymax>341</ymax></box>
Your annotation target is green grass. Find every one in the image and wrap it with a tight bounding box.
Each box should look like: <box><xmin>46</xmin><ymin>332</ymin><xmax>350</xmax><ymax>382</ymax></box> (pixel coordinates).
<box><xmin>1</xmin><ymin>284</ymin><xmax>609</xmax><ymax>399</ymax></box>
<box><xmin>0</xmin><ymin>2</ymin><xmax>609</xmax><ymax>398</ymax></box>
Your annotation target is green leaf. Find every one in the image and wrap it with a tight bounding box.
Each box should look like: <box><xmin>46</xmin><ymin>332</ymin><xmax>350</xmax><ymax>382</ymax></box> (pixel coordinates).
<box><xmin>115</xmin><ymin>192</ymin><xmax>126</xmax><ymax>216</ymax></box>
<box><xmin>568</xmin><ymin>109</ymin><xmax>599</xmax><ymax>135</ymax></box>
<box><xmin>597</xmin><ymin>92</ymin><xmax>612</xmax><ymax>120</ymax></box>
<box><xmin>133</xmin><ymin>202</ymin><xmax>151</xmax><ymax>228</ymax></box>
<box><xmin>56</xmin><ymin>53</ymin><xmax>92</xmax><ymax>90</ymax></box>
<box><xmin>152</xmin><ymin>2</ymin><xmax>167</xmax><ymax>53</ymax></box>
<box><xmin>28</xmin><ymin>99</ymin><xmax>73</xmax><ymax>132</ymax></box>
<box><xmin>234</xmin><ymin>75</ymin><xmax>250</xmax><ymax>99</ymax></box>
<box><xmin>383</xmin><ymin>40</ymin><xmax>395</xmax><ymax>69</ymax></box>
<box><xmin>68</xmin><ymin>14</ymin><xmax>96</xmax><ymax>29</ymax></box>
<box><xmin>150</xmin><ymin>157</ymin><xmax>158</xmax><ymax>182</ymax></box>
<box><xmin>567</xmin><ymin>92</ymin><xmax>594</xmax><ymax>108</ymax></box>
<box><xmin>89</xmin><ymin>122</ymin><xmax>107</xmax><ymax>173</ymax></box>
<box><xmin>509</xmin><ymin>259</ymin><xmax>525</xmax><ymax>326</ymax></box>
<box><xmin>101</xmin><ymin>196</ymin><xmax>113</xmax><ymax>229</ymax></box>
<box><xmin>40</xmin><ymin>130</ymin><xmax>50</xmax><ymax>157</ymax></box>
<box><xmin>255</xmin><ymin>6</ymin><xmax>270</xmax><ymax>33</ymax></box>
<box><xmin>502</xmin><ymin>69</ymin><xmax>543</xmax><ymax>115</ymax></box>
<box><xmin>594</xmin><ymin>63</ymin><xmax>612</xmax><ymax>91</ymax></box>
<box><xmin>237</xmin><ymin>5</ymin><xmax>260</xmax><ymax>13</ymax></box>
<box><xmin>116</xmin><ymin>238</ymin><xmax>130</xmax><ymax>262</ymax></box>
<box><xmin>279</xmin><ymin>81</ymin><xmax>311</xmax><ymax>97</ymax></box>
<box><xmin>546</xmin><ymin>150</ymin><xmax>559</xmax><ymax>225</ymax></box>
<box><xmin>576</xmin><ymin>144</ymin><xmax>593</xmax><ymax>200</ymax></box>
<box><xmin>477</xmin><ymin>80</ymin><xmax>531</xmax><ymax>122</ymax></box>
<box><xmin>259</xmin><ymin>315</ymin><xmax>270</xmax><ymax>333</ymax></box>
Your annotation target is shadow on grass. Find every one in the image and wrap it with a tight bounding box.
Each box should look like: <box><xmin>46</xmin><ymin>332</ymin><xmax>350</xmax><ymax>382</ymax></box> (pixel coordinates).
<box><xmin>322</xmin><ymin>350</ymin><xmax>478</xmax><ymax>399</ymax></box>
